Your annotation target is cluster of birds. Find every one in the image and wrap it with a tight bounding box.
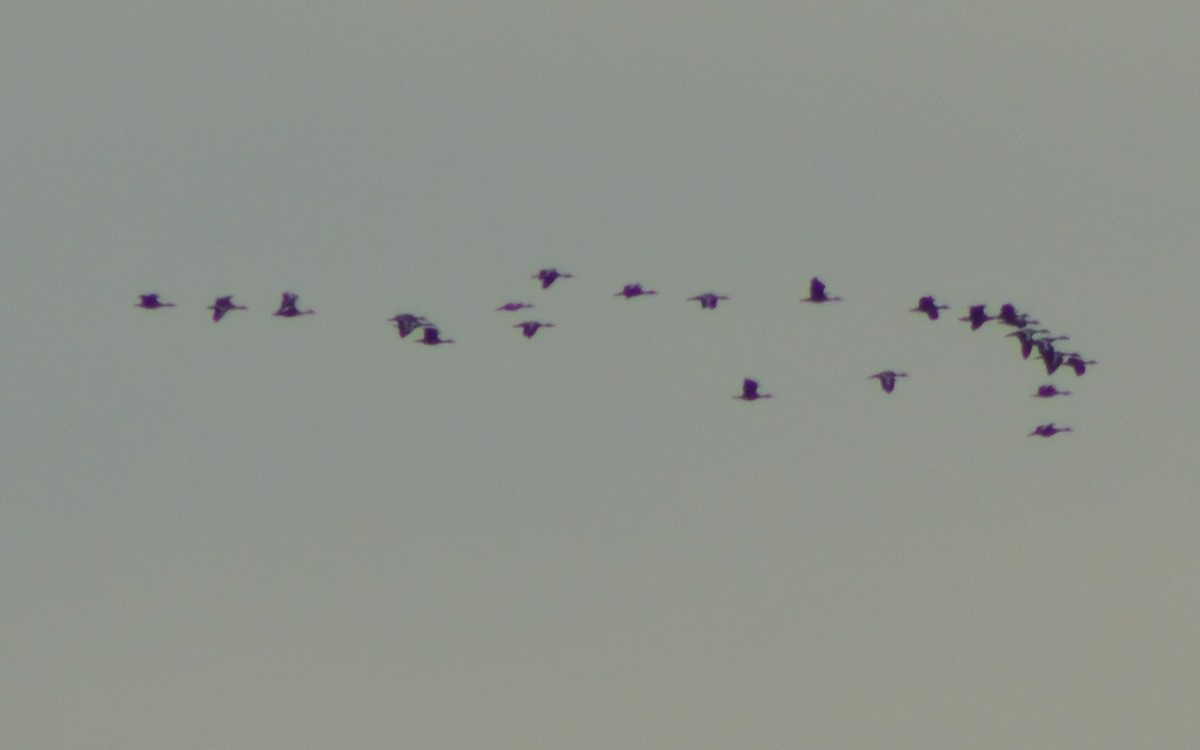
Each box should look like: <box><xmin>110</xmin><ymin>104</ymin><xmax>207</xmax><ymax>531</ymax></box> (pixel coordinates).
<box><xmin>136</xmin><ymin>272</ymin><xmax>1096</xmax><ymax>436</ymax></box>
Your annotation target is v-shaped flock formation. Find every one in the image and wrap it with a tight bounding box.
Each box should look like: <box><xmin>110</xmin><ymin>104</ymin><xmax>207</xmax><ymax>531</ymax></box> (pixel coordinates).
<box><xmin>137</xmin><ymin>273</ymin><xmax>1095</xmax><ymax>436</ymax></box>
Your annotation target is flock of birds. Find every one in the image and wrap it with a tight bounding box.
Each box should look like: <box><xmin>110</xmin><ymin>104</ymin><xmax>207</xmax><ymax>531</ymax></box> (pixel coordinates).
<box><xmin>136</xmin><ymin>271</ymin><xmax>1096</xmax><ymax>436</ymax></box>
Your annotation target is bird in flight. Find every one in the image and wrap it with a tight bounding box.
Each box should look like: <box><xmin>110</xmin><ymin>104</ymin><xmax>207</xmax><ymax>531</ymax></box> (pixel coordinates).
<box><xmin>996</xmin><ymin>303</ymin><xmax>1037</xmax><ymax>328</ymax></box>
<box><xmin>800</xmin><ymin>277</ymin><xmax>841</xmax><ymax>303</ymax></box>
<box><xmin>910</xmin><ymin>295</ymin><xmax>949</xmax><ymax>320</ymax></box>
<box><xmin>496</xmin><ymin>302</ymin><xmax>534</xmax><ymax>312</ymax></box>
<box><xmin>533</xmin><ymin>268</ymin><xmax>574</xmax><ymax>289</ymax></box>
<box><xmin>1064</xmin><ymin>355</ymin><xmax>1098</xmax><ymax>376</ymax></box>
<box><xmin>734</xmin><ymin>378</ymin><xmax>773</xmax><ymax>401</ymax></box>
<box><xmin>958</xmin><ymin>304</ymin><xmax>994</xmax><ymax>330</ymax></box>
<box><xmin>417</xmin><ymin>326</ymin><xmax>454</xmax><ymax>345</ymax></box>
<box><xmin>208</xmin><ymin>296</ymin><xmax>248</xmax><ymax>322</ymax></box>
<box><xmin>1029</xmin><ymin>423</ymin><xmax>1073</xmax><ymax>437</ymax></box>
<box><xmin>868</xmin><ymin>370</ymin><xmax>908</xmax><ymax>393</ymax></box>
<box><xmin>273</xmin><ymin>292</ymin><xmax>314</xmax><ymax>317</ymax></box>
<box><xmin>135</xmin><ymin>293</ymin><xmax>175</xmax><ymax>309</ymax></box>
<box><xmin>1032</xmin><ymin>384</ymin><xmax>1071</xmax><ymax>398</ymax></box>
<box><xmin>514</xmin><ymin>321</ymin><xmax>554</xmax><ymax>338</ymax></box>
<box><xmin>388</xmin><ymin>314</ymin><xmax>431</xmax><ymax>338</ymax></box>
<box><xmin>687</xmin><ymin>292</ymin><xmax>730</xmax><ymax>310</ymax></box>
<box><xmin>615</xmin><ymin>283</ymin><xmax>657</xmax><ymax>299</ymax></box>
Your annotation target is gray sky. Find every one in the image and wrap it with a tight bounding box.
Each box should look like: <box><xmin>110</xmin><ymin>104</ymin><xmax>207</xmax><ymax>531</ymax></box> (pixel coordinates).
<box><xmin>3</xmin><ymin>2</ymin><xmax>1198</xmax><ymax>747</ymax></box>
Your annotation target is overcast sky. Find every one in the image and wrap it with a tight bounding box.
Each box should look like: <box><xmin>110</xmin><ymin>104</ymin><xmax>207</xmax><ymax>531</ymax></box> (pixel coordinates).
<box><xmin>3</xmin><ymin>2</ymin><xmax>1199</xmax><ymax>748</ymax></box>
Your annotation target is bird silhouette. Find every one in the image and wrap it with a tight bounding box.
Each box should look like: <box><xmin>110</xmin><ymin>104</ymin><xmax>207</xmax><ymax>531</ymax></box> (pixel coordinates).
<box><xmin>1007</xmin><ymin>329</ymin><xmax>1068</xmax><ymax>359</ymax></box>
<box><xmin>958</xmin><ymin>304</ymin><xmax>993</xmax><ymax>330</ymax></box>
<box><xmin>533</xmin><ymin>268</ymin><xmax>573</xmax><ymax>289</ymax></box>
<box><xmin>615</xmin><ymin>283</ymin><xmax>657</xmax><ymax>298</ymax></box>
<box><xmin>910</xmin><ymin>295</ymin><xmax>949</xmax><ymax>320</ymax></box>
<box><xmin>135</xmin><ymin>294</ymin><xmax>175</xmax><ymax>309</ymax></box>
<box><xmin>868</xmin><ymin>371</ymin><xmax>908</xmax><ymax>393</ymax></box>
<box><xmin>387</xmin><ymin>314</ymin><xmax>431</xmax><ymax>338</ymax></box>
<box><xmin>273</xmin><ymin>292</ymin><xmax>314</xmax><ymax>317</ymax></box>
<box><xmin>417</xmin><ymin>326</ymin><xmax>454</xmax><ymax>345</ymax></box>
<box><xmin>496</xmin><ymin>302</ymin><xmax>534</xmax><ymax>312</ymax></box>
<box><xmin>1030</xmin><ymin>423</ymin><xmax>1073</xmax><ymax>437</ymax></box>
<box><xmin>800</xmin><ymin>277</ymin><xmax>841</xmax><ymax>303</ymax></box>
<box><xmin>687</xmin><ymin>292</ymin><xmax>730</xmax><ymax>310</ymax></box>
<box><xmin>208</xmin><ymin>296</ymin><xmax>247</xmax><ymax>322</ymax></box>
<box><xmin>514</xmin><ymin>321</ymin><xmax>554</xmax><ymax>338</ymax></box>
<box><xmin>1032</xmin><ymin>384</ymin><xmax>1071</xmax><ymax>398</ymax></box>
<box><xmin>734</xmin><ymin>378</ymin><xmax>773</xmax><ymax>401</ymax></box>
<box><xmin>996</xmin><ymin>303</ymin><xmax>1037</xmax><ymax>328</ymax></box>
<box><xmin>1063</xmin><ymin>355</ymin><xmax>1097</xmax><ymax>376</ymax></box>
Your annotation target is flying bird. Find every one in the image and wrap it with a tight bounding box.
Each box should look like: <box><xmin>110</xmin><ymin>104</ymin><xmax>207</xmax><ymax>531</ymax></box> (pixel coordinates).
<box><xmin>1030</xmin><ymin>423</ymin><xmax>1073</xmax><ymax>437</ymax></box>
<box><xmin>417</xmin><ymin>326</ymin><xmax>454</xmax><ymax>345</ymax></box>
<box><xmin>910</xmin><ymin>295</ymin><xmax>949</xmax><ymax>320</ymax></box>
<box><xmin>496</xmin><ymin>302</ymin><xmax>534</xmax><ymax>312</ymax></box>
<box><xmin>273</xmin><ymin>292</ymin><xmax>314</xmax><ymax>317</ymax></box>
<box><xmin>208</xmin><ymin>295</ymin><xmax>248</xmax><ymax>322</ymax></box>
<box><xmin>1038</xmin><ymin>343</ymin><xmax>1066</xmax><ymax>376</ymax></box>
<box><xmin>387</xmin><ymin>314</ymin><xmax>431</xmax><ymax>338</ymax></box>
<box><xmin>1064</xmin><ymin>355</ymin><xmax>1098</xmax><ymax>376</ymax></box>
<box><xmin>135</xmin><ymin>294</ymin><xmax>175</xmax><ymax>309</ymax></box>
<box><xmin>615</xmin><ymin>283</ymin><xmax>657</xmax><ymax>298</ymax></box>
<box><xmin>1032</xmin><ymin>384</ymin><xmax>1071</xmax><ymax>398</ymax></box>
<box><xmin>958</xmin><ymin>304</ymin><xmax>993</xmax><ymax>330</ymax></box>
<box><xmin>996</xmin><ymin>303</ymin><xmax>1038</xmax><ymax>328</ymax></box>
<box><xmin>533</xmin><ymin>268</ymin><xmax>574</xmax><ymax>289</ymax></box>
<box><xmin>687</xmin><ymin>292</ymin><xmax>730</xmax><ymax>310</ymax></box>
<box><xmin>868</xmin><ymin>370</ymin><xmax>908</xmax><ymax>394</ymax></box>
<box><xmin>1007</xmin><ymin>329</ymin><xmax>1068</xmax><ymax>360</ymax></box>
<box><xmin>800</xmin><ymin>277</ymin><xmax>841</xmax><ymax>303</ymax></box>
<box><xmin>514</xmin><ymin>321</ymin><xmax>554</xmax><ymax>338</ymax></box>
<box><xmin>734</xmin><ymin>378</ymin><xmax>773</xmax><ymax>401</ymax></box>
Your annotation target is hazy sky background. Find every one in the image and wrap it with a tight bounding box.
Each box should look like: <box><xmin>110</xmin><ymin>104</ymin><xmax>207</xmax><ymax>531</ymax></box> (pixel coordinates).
<box><xmin>3</xmin><ymin>2</ymin><xmax>1198</xmax><ymax>747</ymax></box>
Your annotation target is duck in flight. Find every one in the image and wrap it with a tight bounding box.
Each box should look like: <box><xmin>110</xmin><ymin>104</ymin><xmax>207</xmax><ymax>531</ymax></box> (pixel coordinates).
<box><xmin>734</xmin><ymin>378</ymin><xmax>773</xmax><ymax>401</ymax></box>
<box><xmin>417</xmin><ymin>326</ymin><xmax>455</xmax><ymax>345</ymax></box>
<box><xmin>1029</xmin><ymin>423</ymin><xmax>1073</xmax><ymax>437</ymax></box>
<box><xmin>273</xmin><ymin>292</ymin><xmax>315</xmax><ymax>317</ymax></box>
<box><xmin>533</xmin><ymin>268</ymin><xmax>573</xmax><ymax>289</ymax></box>
<box><xmin>135</xmin><ymin>293</ymin><xmax>175</xmax><ymax>309</ymax></box>
<box><xmin>959</xmin><ymin>304</ymin><xmax>993</xmax><ymax>330</ymax></box>
<box><xmin>868</xmin><ymin>370</ymin><xmax>908</xmax><ymax>394</ymax></box>
<box><xmin>388</xmin><ymin>314</ymin><xmax>431</xmax><ymax>338</ymax></box>
<box><xmin>687</xmin><ymin>292</ymin><xmax>730</xmax><ymax>310</ymax></box>
<box><xmin>910</xmin><ymin>295</ymin><xmax>949</xmax><ymax>320</ymax></box>
<box><xmin>1032</xmin><ymin>384</ymin><xmax>1071</xmax><ymax>398</ymax></box>
<box><xmin>800</xmin><ymin>277</ymin><xmax>841</xmax><ymax>303</ymax></box>
<box><xmin>615</xmin><ymin>283</ymin><xmax>657</xmax><ymax>299</ymax></box>
<box><xmin>514</xmin><ymin>321</ymin><xmax>554</xmax><ymax>338</ymax></box>
<box><xmin>208</xmin><ymin>295</ymin><xmax>248</xmax><ymax>322</ymax></box>
<box><xmin>496</xmin><ymin>302</ymin><xmax>534</xmax><ymax>312</ymax></box>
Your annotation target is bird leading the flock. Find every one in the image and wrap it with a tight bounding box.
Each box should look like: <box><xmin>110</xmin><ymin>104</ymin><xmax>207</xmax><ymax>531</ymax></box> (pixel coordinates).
<box><xmin>868</xmin><ymin>370</ymin><xmax>908</xmax><ymax>394</ymax></box>
<box><xmin>959</xmin><ymin>304</ymin><xmax>993</xmax><ymax>330</ymax></box>
<box><xmin>1032</xmin><ymin>384</ymin><xmax>1071</xmax><ymax>398</ymax></box>
<box><xmin>497</xmin><ymin>302</ymin><xmax>534</xmax><ymax>312</ymax></box>
<box><xmin>615</xmin><ymin>283</ymin><xmax>657</xmax><ymax>299</ymax></box>
<box><xmin>800</xmin><ymin>277</ymin><xmax>841</xmax><ymax>303</ymax></box>
<box><xmin>208</xmin><ymin>296</ymin><xmax>248</xmax><ymax>322</ymax></box>
<box><xmin>417</xmin><ymin>326</ymin><xmax>454</xmax><ymax>345</ymax></box>
<box><xmin>387</xmin><ymin>314</ymin><xmax>431</xmax><ymax>338</ymax></box>
<box><xmin>273</xmin><ymin>292</ymin><xmax>314</xmax><ymax>317</ymax></box>
<box><xmin>910</xmin><ymin>295</ymin><xmax>949</xmax><ymax>320</ymax></box>
<box><xmin>534</xmin><ymin>268</ymin><xmax>573</xmax><ymax>289</ymax></box>
<box><xmin>1030</xmin><ymin>423</ymin><xmax>1073</xmax><ymax>437</ymax></box>
<box><xmin>734</xmin><ymin>378</ymin><xmax>773</xmax><ymax>401</ymax></box>
<box><xmin>135</xmin><ymin>294</ymin><xmax>174</xmax><ymax>309</ymax></box>
<box><xmin>514</xmin><ymin>321</ymin><xmax>554</xmax><ymax>338</ymax></box>
<box><xmin>687</xmin><ymin>292</ymin><xmax>730</xmax><ymax>310</ymax></box>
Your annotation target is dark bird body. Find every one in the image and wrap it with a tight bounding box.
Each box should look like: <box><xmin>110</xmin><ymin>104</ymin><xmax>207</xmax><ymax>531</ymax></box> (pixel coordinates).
<box><xmin>868</xmin><ymin>370</ymin><xmax>908</xmax><ymax>394</ymax></box>
<box><xmin>1032</xmin><ymin>384</ymin><xmax>1071</xmax><ymax>398</ymax></box>
<box><xmin>996</xmin><ymin>303</ymin><xmax>1037</xmax><ymax>328</ymax></box>
<box><xmin>616</xmin><ymin>283</ymin><xmax>657</xmax><ymax>298</ymax></box>
<box><xmin>910</xmin><ymin>296</ymin><xmax>949</xmax><ymax>320</ymax></box>
<box><xmin>959</xmin><ymin>304</ymin><xmax>994</xmax><ymax>330</ymax></box>
<box><xmin>274</xmin><ymin>292</ymin><xmax>314</xmax><ymax>317</ymax></box>
<box><xmin>534</xmin><ymin>268</ymin><xmax>573</xmax><ymax>289</ymax></box>
<box><xmin>135</xmin><ymin>294</ymin><xmax>175</xmax><ymax>309</ymax></box>
<box><xmin>417</xmin><ymin>326</ymin><xmax>454</xmax><ymax>345</ymax></box>
<box><xmin>734</xmin><ymin>378</ymin><xmax>773</xmax><ymax>401</ymax></box>
<box><xmin>208</xmin><ymin>296</ymin><xmax>247</xmax><ymax>322</ymax></box>
<box><xmin>800</xmin><ymin>277</ymin><xmax>841</xmax><ymax>303</ymax></box>
<box><xmin>1030</xmin><ymin>423</ymin><xmax>1073</xmax><ymax>437</ymax></box>
<box><xmin>497</xmin><ymin>302</ymin><xmax>534</xmax><ymax>312</ymax></box>
<box><xmin>388</xmin><ymin>314</ymin><xmax>431</xmax><ymax>338</ymax></box>
<box><xmin>687</xmin><ymin>292</ymin><xmax>729</xmax><ymax>310</ymax></box>
<box><xmin>515</xmin><ymin>321</ymin><xmax>554</xmax><ymax>338</ymax></box>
